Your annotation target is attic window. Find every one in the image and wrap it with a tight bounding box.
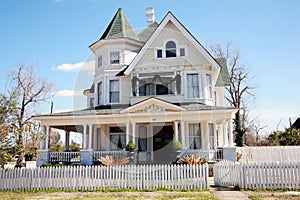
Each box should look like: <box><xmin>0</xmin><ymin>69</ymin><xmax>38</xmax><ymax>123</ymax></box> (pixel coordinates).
<box><xmin>157</xmin><ymin>49</ymin><xmax>162</xmax><ymax>58</ymax></box>
<box><xmin>110</xmin><ymin>51</ymin><xmax>120</xmax><ymax>64</ymax></box>
<box><xmin>180</xmin><ymin>48</ymin><xmax>185</xmax><ymax>57</ymax></box>
<box><xmin>166</xmin><ymin>41</ymin><xmax>176</xmax><ymax>57</ymax></box>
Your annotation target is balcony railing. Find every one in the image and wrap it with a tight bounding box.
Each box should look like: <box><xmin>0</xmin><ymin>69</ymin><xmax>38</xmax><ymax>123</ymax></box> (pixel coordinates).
<box><xmin>49</xmin><ymin>152</ymin><xmax>80</xmax><ymax>163</ymax></box>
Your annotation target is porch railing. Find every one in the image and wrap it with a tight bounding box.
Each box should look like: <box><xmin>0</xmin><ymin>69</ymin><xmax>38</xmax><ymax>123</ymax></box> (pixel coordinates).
<box><xmin>49</xmin><ymin>152</ymin><xmax>80</xmax><ymax>163</ymax></box>
<box><xmin>93</xmin><ymin>151</ymin><xmax>126</xmax><ymax>162</ymax></box>
<box><xmin>185</xmin><ymin>149</ymin><xmax>223</xmax><ymax>161</ymax></box>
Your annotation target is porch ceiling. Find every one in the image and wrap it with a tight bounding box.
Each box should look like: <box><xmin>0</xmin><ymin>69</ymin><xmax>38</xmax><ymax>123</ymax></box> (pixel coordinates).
<box><xmin>51</xmin><ymin>125</ymin><xmax>83</xmax><ymax>133</ymax></box>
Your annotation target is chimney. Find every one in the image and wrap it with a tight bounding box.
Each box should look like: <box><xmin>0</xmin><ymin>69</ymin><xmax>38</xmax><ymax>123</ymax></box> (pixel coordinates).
<box><xmin>146</xmin><ymin>7</ymin><xmax>155</xmax><ymax>26</ymax></box>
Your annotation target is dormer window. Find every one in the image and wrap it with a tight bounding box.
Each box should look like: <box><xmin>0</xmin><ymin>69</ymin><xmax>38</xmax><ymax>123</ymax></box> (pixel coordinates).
<box><xmin>165</xmin><ymin>41</ymin><xmax>176</xmax><ymax>57</ymax></box>
<box><xmin>110</xmin><ymin>51</ymin><xmax>120</xmax><ymax>64</ymax></box>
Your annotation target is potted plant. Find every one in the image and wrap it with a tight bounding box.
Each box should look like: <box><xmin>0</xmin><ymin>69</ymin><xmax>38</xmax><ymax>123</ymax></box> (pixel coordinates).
<box><xmin>125</xmin><ymin>141</ymin><xmax>136</xmax><ymax>152</ymax></box>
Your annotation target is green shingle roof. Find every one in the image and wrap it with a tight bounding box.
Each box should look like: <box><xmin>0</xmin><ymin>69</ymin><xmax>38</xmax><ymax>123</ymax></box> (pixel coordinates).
<box><xmin>100</xmin><ymin>8</ymin><xmax>139</xmax><ymax>41</ymax></box>
<box><xmin>138</xmin><ymin>22</ymin><xmax>159</xmax><ymax>42</ymax></box>
<box><xmin>215</xmin><ymin>57</ymin><xmax>231</xmax><ymax>87</ymax></box>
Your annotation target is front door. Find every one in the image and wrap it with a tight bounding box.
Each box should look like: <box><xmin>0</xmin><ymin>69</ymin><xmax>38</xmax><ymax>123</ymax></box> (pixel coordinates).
<box><xmin>153</xmin><ymin>126</ymin><xmax>174</xmax><ymax>151</ymax></box>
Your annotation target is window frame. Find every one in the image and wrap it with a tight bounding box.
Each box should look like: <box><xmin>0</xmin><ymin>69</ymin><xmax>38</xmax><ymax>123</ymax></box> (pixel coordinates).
<box><xmin>109</xmin><ymin>126</ymin><xmax>126</xmax><ymax>150</ymax></box>
<box><xmin>109</xmin><ymin>79</ymin><xmax>120</xmax><ymax>103</ymax></box>
<box><xmin>165</xmin><ymin>41</ymin><xmax>177</xmax><ymax>58</ymax></box>
<box><xmin>205</xmin><ymin>74</ymin><xmax>213</xmax><ymax>99</ymax></box>
<box><xmin>188</xmin><ymin>123</ymin><xmax>202</xmax><ymax>150</ymax></box>
<box><xmin>110</xmin><ymin>51</ymin><xmax>120</xmax><ymax>64</ymax></box>
<box><xmin>97</xmin><ymin>82</ymin><xmax>103</xmax><ymax>106</ymax></box>
<box><xmin>186</xmin><ymin>73</ymin><xmax>200</xmax><ymax>99</ymax></box>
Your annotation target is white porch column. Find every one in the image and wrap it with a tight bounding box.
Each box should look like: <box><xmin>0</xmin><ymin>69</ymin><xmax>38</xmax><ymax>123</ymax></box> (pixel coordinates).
<box><xmin>126</xmin><ymin>123</ymin><xmax>130</xmax><ymax>144</ymax></box>
<box><xmin>88</xmin><ymin>124</ymin><xmax>93</xmax><ymax>150</ymax></box>
<box><xmin>205</xmin><ymin>122</ymin><xmax>209</xmax><ymax>150</ymax></box>
<box><xmin>174</xmin><ymin>121</ymin><xmax>179</xmax><ymax>141</ymax></box>
<box><xmin>223</xmin><ymin>120</ymin><xmax>229</xmax><ymax>147</ymax></box>
<box><xmin>83</xmin><ymin>124</ymin><xmax>87</xmax><ymax>150</ymax></box>
<box><xmin>132</xmin><ymin>122</ymin><xmax>136</xmax><ymax>145</ymax></box>
<box><xmin>45</xmin><ymin>125</ymin><xmax>49</xmax><ymax>150</ymax></box>
<box><xmin>39</xmin><ymin>125</ymin><xmax>45</xmax><ymax>150</ymax></box>
<box><xmin>228</xmin><ymin>119</ymin><xmax>234</xmax><ymax>147</ymax></box>
<box><xmin>217</xmin><ymin>123</ymin><xmax>223</xmax><ymax>147</ymax></box>
<box><xmin>213</xmin><ymin>123</ymin><xmax>217</xmax><ymax>149</ymax></box>
<box><xmin>64</xmin><ymin>130</ymin><xmax>70</xmax><ymax>151</ymax></box>
<box><xmin>180</xmin><ymin>120</ymin><xmax>185</xmax><ymax>148</ymax></box>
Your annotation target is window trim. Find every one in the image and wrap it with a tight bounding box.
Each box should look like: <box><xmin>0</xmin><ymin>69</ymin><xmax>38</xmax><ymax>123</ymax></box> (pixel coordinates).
<box><xmin>165</xmin><ymin>41</ymin><xmax>177</xmax><ymax>58</ymax></box>
<box><xmin>110</xmin><ymin>51</ymin><xmax>120</xmax><ymax>65</ymax></box>
<box><xmin>188</xmin><ymin>123</ymin><xmax>202</xmax><ymax>150</ymax></box>
<box><xmin>186</xmin><ymin>73</ymin><xmax>200</xmax><ymax>99</ymax></box>
<box><xmin>97</xmin><ymin>82</ymin><xmax>103</xmax><ymax>106</ymax></box>
<box><xmin>108</xmin><ymin>78</ymin><xmax>120</xmax><ymax>104</ymax></box>
<box><xmin>205</xmin><ymin>74</ymin><xmax>213</xmax><ymax>99</ymax></box>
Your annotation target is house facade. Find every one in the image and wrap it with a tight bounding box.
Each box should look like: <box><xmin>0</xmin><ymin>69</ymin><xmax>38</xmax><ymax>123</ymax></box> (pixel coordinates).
<box><xmin>34</xmin><ymin>8</ymin><xmax>237</xmax><ymax>166</ymax></box>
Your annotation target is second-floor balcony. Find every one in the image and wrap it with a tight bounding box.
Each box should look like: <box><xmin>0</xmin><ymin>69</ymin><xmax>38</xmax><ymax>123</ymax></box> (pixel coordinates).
<box><xmin>130</xmin><ymin>72</ymin><xmax>183</xmax><ymax>104</ymax></box>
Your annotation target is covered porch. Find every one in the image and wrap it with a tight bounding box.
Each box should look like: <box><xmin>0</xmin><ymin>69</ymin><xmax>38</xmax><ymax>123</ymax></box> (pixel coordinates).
<box><xmin>35</xmin><ymin>98</ymin><xmax>237</xmax><ymax>166</ymax></box>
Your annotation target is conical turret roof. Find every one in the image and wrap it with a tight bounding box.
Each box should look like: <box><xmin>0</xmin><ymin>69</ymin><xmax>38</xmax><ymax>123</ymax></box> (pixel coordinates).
<box><xmin>100</xmin><ymin>8</ymin><xmax>139</xmax><ymax>41</ymax></box>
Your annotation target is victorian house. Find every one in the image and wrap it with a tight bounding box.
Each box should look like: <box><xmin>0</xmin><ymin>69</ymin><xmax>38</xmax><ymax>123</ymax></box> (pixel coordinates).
<box><xmin>34</xmin><ymin>8</ymin><xmax>237</xmax><ymax>166</ymax></box>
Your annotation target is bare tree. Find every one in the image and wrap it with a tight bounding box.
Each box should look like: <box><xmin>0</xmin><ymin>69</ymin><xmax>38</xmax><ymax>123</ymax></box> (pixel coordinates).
<box><xmin>8</xmin><ymin>64</ymin><xmax>53</xmax><ymax>167</ymax></box>
<box><xmin>208</xmin><ymin>42</ymin><xmax>255</xmax><ymax>146</ymax></box>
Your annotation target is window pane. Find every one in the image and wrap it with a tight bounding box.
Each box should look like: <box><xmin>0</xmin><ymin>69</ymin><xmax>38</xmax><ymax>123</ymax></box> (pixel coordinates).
<box><xmin>97</xmin><ymin>82</ymin><xmax>102</xmax><ymax>105</ymax></box>
<box><xmin>206</xmin><ymin>74</ymin><xmax>212</xmax><ymax>99</ymax></box>
<box><xmin>109</xmin><ymin>80</ymin><xmax>119</xmax><ymax>103</ymax></box>
<box><xmin>166</xmin><ymin>41</ymin><xmax>176</xmax><ymax>48</ymax></box>
<box><xmin>189</xmin><ymin>123</ymin><xmax>202</xmax><ymax>149</ymax></box>
<box><xmin>166</xmin><ymin>41</ymin><xmax>176</xmax><ymax>57</ymax></box>
<box><xmin>157</xmin><ymin>49</ymin><xmax>162</xmax><ymax>58</ymax></box>
<box><xmin>187</xmin><ymin>74</ymin><xmax>199</xmax><ymax>98</ymax></box>
<box><xmin>110</xmin><ymin>52</ymin><xmax>120</xmax><ymax>64</ymax></box>
<box><xmin>180</xmin><ymin>48</ymin><xmax>185</xmax><ymax>56</ymax></box>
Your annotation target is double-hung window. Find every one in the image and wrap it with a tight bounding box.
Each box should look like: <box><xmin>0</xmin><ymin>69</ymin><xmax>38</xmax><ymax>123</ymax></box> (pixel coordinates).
<box><xmin>187</xmin><ymin>73</ymin><xmax>199</xmax><ymax>98</ymax></box>
<box><xmin>110</xmin><ymin>51</ymin><xmax>120</xmax><ymax>64</ymax></box>
<box><xmin>189</xmin><ymin>123</ymin><xmax>202</xmax><ymax>149</ymax></box>
<box><xmin>109</xmin><ymin>127</ymin><xmax>126</xmax><ymax>150</ymax></box>
<box><xmin>109</xmin><ymin>80</ymin><xmax>120</xmax><ymax>103</ymax></box>
<box><xmin>97</xmin><ymin>82</ymin><xmax>102</xmax><ymax>105</ymax></box>
<box><xmin>206</xmin><ymin>74</ymin><xmax>213</xmax><ymax>99</ymax></box>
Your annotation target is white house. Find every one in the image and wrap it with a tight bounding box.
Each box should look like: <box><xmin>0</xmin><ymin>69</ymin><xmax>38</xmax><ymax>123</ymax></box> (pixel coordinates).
<box><xmin>34</xmin><ymin>8</ymin><xmax>237</xmax><ymax>166</ymax></box>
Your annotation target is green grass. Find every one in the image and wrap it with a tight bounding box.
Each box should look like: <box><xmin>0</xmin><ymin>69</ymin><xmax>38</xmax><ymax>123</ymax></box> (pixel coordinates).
<box><xmin>0</xmin><ymin>191</ymin><xmax>218</xmax><ymax>200</ymax></box>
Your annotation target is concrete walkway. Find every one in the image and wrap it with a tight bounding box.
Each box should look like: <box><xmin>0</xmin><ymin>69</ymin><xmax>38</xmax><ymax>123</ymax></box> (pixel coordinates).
<box><xmin>209</xmin><ymin>177</ymin><xmax>250</xmax><ymax>200</ymax></box>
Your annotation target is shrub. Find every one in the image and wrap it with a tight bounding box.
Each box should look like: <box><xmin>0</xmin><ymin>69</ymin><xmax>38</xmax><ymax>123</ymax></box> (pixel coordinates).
<box><xmin>125</xmin><ymin>141</ymin><xmax>136</xmax><ymax>152</ymax></box>
<box><xmin>172</xmin><ymin>140</ymin><xmax>182</xmax><ymax>151</ymax></box>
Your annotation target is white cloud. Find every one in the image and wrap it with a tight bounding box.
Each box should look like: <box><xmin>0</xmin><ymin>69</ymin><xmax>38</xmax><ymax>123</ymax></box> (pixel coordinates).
<box><xmin>53</xmin><ymin>60</ymin><xmax>94</xmax><ymax>72</ymax></box>
<box><xmin>55</xmin><ymin>89</ymin><xmax>84</xmax><ymax>97</ymax></box>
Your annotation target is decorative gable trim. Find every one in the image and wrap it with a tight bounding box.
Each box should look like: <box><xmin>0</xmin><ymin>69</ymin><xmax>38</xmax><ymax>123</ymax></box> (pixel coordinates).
<box><xmin>124</xmin><ymin>11</ymin><xmax>221</xmax><ymax>75</ymax></box>
<box><xmin>120</xmin><ymin>97</ymin><xmax>185</xmax><ymax>113</ymax></box>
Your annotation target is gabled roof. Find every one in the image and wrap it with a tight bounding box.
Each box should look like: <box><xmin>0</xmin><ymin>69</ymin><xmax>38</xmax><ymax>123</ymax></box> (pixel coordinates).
<box><xmin>124</xmin><ymin>11</ymin><xmax>222</xmax><ymax>75</ymax></box>
<box><xmin>215</xmin><ymin>58</ymin><xmax>231</xmax><ymax>87</ymax></box>
<box><xmin>138</xmin><ymin>22</ymin><xmax>159</xmax><ymax>42</ymax></box>
<box><xmin>92</xmin><ymin>8</ymin><xmax>140</xmax><ymax>45</ymax></box>
<box><xmin>120</xmin><ymin>97</ymin><xmax>185</xmax><ymax>114</ymax></box>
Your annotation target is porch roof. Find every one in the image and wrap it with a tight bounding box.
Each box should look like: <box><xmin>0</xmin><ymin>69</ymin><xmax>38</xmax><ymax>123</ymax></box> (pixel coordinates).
<box><xmin>34</xmin><ymin>103</ymin><xmax>235</xmax><ymax>117</ymax></box>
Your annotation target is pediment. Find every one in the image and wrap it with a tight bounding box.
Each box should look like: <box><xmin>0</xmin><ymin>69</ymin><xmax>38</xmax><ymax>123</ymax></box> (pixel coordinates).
<box><xmin>120</xmin><ymin>98</ymin><xmax>185</xmax><ymax>114</ymax></box>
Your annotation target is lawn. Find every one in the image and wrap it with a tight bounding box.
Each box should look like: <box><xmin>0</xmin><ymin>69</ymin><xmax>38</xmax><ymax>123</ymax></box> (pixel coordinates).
<box><xmin>0</xmin><ymin>191</ymin><xmax>218</xmax><ymax>200</ymax></box>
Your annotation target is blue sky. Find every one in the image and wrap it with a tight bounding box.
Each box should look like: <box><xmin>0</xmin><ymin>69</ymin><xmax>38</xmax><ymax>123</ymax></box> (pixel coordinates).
<box><xmin>0</xmin><ymin>0</ymin><xmax>299</xmax><ymax>135</ymax></box>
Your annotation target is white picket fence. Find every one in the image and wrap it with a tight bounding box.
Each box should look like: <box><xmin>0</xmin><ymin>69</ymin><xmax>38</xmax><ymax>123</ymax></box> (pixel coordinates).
<box><xmin>214</xmin><ymin>160</ymin><xmax>300</xmax><ymax>189</ymax></box>
<box><xmin>0</xmin><ymin>164</ymin><xmax>209</xmax><ymax>191</ymax></box>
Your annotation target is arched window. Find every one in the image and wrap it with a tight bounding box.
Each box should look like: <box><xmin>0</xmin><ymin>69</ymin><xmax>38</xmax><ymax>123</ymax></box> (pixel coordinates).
<box><xmin>165</xmin><ymin>41</ymin><xmax>176</xmax><ymax>57</ymax></box>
